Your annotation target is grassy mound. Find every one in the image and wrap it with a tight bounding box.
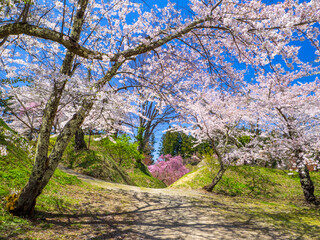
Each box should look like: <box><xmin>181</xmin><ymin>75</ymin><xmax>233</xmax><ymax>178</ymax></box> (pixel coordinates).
<box><xmin>171</xmin><ymin>161</ymin><xmax>320</xmax><ymax>237</ymax></box>
<box><xmin>0</xmin><ymin>119</ymin><xmax>83</xmax><ymax>237</ymax></box>
<box><xmin>60</xmin><ymin>135</ymin><xmax>166</xmax><ymax>188</ymax></box>
<box><xmin>170</xmin><ymin>163</ymin><xmax>320</xmax><ymax>200</ymax></box>
<box><xmin>61</xmin><ymin>147</ymin><xmax>135</xmax><ymax>185</ymax></box>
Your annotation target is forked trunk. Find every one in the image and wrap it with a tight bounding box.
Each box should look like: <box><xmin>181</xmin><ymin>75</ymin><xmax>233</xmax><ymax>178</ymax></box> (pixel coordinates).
<box><xmin>203</xmin><ymin>164</ymin><xmax>226</xmax><ymax>192</ymax></box>
<box><xmin>8</xmin><ymin>62</ymin><xmax>122</xmax><ymax>218</ymax></box>
<box><xmin>8</xmin><ymin>88</ymin><xmax>67</xmax><ymax>217</ymax></box>
<box><xmin>298</xmin><ymin>165</ymin><xmax>317</xmax><ymax>204</ymax></box>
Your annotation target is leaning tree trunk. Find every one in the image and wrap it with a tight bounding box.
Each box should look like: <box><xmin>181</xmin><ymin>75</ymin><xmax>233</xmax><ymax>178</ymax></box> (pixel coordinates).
<box><xmin>298</xmin><ymin>165</ymin><xmax>316</xmax><ymax>204</ymax></box>
<box><xmin>203</xmin><ymin>164</ymin><xmax>226</xmax><ymax>192</ymax></box>
<box><xmin>8</xmin><ymin>101</ymin><xmax>93</xmax><ymax>217</ymax></box>
<box><xmin>294</xmin><ymin>147</ymin><xmax>317</xmax><ymax>204</ymax></box>
<box><xmin>203</xmin><ymin>142</ymin><xmax>227</xmax><ymax>192</ymax></box>
<box><xmin>74</xmin><ymin>128</ymin><xmax>87</xmax><ymax>151</ymax></box>
<box><xmin>8</xmin><ymin>60</ymin><xmax>124</xmax><ymax>217</ymax></box>
<box><xmin>8</xmin><ymin>86</ymin><xmax>68</xmax><ymax>217</ymax></box>
<box><xmin>6</xmin><ymin>0</ymin><xmax>90</xmax><ymax>217</ymax></box>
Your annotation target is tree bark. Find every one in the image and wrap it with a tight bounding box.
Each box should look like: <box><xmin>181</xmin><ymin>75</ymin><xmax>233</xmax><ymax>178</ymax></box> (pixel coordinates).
<box><xmin>298</xmin><ymin>165</ymin><xmax>317</xmax><ymax>204</ymax></box>
<box><xmin>9</xmin><ymin>101</ymin><xmax>93</xmax><ymax>217</ymax></box>
<box><xmin>203</xmin><ymin>164</ymin><xmax>227</xmax><ymax>192</ymax></box>
<box><xmin>7</xmin><ymin>0</ymin><xmax>90</xmax><ymax>217</ymax></box>
<box><xmin>294</xmin><ymin>147</ymin><xmax>317</xmax><ymax>204</ymax></box>
<box><xmin>74</xmin><ymin>128</ymin><xmax>87</xmax><ymax>151</ymax></box>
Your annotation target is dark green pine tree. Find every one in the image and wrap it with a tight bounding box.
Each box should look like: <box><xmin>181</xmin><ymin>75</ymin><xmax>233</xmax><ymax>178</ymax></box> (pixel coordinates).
<box><xmin>159</xmin><ymin>127</ymin><xmax>212</xmax><ymax>159</ymax></box>
<box><xmin>159</xmin><ymin>129</ymin><xmax>181</xmax><ymax>157</ymax></box>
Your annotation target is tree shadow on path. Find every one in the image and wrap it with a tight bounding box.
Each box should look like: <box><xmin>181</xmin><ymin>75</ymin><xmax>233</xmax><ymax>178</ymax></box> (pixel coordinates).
<box><xmin>7</xmin><ymin>166</ymin><xmax>311</xmax><ymax>240</ymax></box>
<box><xmin>23</xmin><ymin>190</ymin><xmax>304</xmax><ymax>240</ymax></box>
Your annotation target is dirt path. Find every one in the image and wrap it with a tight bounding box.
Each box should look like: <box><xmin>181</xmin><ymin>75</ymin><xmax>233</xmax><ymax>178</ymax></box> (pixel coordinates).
<box><xmin>53</xmin><ymin>166</ymin><xmax>301</xmax><ymax>240</ymax></box>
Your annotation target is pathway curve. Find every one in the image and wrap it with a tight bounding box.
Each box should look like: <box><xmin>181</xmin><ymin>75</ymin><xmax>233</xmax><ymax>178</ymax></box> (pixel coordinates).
<box><xmin>58</xmin><ymin>166</ymin><xmax>299</xmax><ymax>240</ymax></box>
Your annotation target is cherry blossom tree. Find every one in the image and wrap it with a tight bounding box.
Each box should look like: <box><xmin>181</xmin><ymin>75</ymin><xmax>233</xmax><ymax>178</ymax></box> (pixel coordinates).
<box><xmin>171</xmin><ymin>86</ymin><xmax>255</xmax><ymax>191</ymax></box>
<box><xmin>148</xmin><ymin>154</ymin><xmax>190</xmax><ymax>185</ymax></box>
<box><xmin>0</xmin><ymin>0</ymin><xmax>319</xmax><ymax>216</ymax></box>
<box><xmin>171</xmin><ymin>69</ymin><xmax>320</xmax><ymax>204</ymax></box>
<box><xmin>1</xmin><ymin>74</ymin><xmax>136</xmax><ymax>139</ymax></box>
<box><xmin>247</xmin><ymin>68</ymin><xmax>320</xmax><ymax>204</ymax></box>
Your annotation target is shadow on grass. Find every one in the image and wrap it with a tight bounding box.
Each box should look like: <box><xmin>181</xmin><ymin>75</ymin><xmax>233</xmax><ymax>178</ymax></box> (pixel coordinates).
<box><xmin>7</xmin><ymin>190</ymin><xmax>317</xmax><ymax>240</ymax></box>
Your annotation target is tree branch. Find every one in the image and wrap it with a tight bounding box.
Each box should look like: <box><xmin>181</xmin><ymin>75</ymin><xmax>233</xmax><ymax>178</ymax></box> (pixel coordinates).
<box><xmin>0</xmin><ymin>23</ymin><xmax>102</xmax><ymax>59</ymax></box>
<box><xmin>0</xmin><ymin>1</ymin><xmax>223</xmax><ymax>62</ymax></box>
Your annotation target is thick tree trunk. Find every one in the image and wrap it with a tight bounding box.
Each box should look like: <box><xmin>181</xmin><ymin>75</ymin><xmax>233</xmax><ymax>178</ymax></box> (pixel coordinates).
<box><xmin>203</xmin><ymin>164</ymin><xmax>226</xmax><ymax>192</ymax></box>
<box><xmin>8</xmin><ymin>164</ymin><xmax>56</xmax><ymax>217</ymax></box>
<box><xmin>74</xmin><ymin>128</ymin><xmax>87</xmax><ymax>151</ymax></box>
<box><xmin>7</xmin><ymin>0</ymin><xmax>90</xmax><ymax>217</ymax></box>
<box><xmin>298</xmin><ymin>165</ymin><xmax>317</xmax><ymax>204</ymax></box>
<box><xmin>9</xmin><ymin>102</ymin><xmax>94</xmax><ymax>217</ymax></box>
<box><xmin>8</xmin><ymin>61</ymin><xmax>123</xmax><ymax>217</ymax></box>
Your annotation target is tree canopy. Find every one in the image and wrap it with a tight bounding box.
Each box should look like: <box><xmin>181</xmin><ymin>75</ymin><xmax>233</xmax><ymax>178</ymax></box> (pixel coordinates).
<box><xmin>0</xmin><ymin>0</ymin><xmax>319</xmax><ymax>216</ymax></box>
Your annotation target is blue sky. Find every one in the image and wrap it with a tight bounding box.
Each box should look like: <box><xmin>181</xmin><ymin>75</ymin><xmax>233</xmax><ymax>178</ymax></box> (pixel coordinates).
<box><xmin>1</xmin><ymin>0</ymin><xmax>319</xmax><ymax>161</ymax></box>
<box><xmin>139</xmin><ymin>0</ymin><xmax>320</xmax><ymax>160</ymax></box>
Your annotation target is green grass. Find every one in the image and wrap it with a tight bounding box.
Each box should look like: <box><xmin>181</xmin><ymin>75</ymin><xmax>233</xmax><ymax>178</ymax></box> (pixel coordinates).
<box><xmin>0</xmin><ymin>121</ymin><xmax>319</xmax><ymax>238</ymax></box>
<box><xmin>62</xmin><ymin>145</ymin><xmax>135</xmax><ymax>185</ymax></box>
<box><xmin>170</xmin><ymin>161</ymin><xmax>320</xmax><ymax>238</ymax></box>
<box><xmin>0</xmin><ymin>121</ymin><xmax>82</xmax><ymax>237</ymax></box>
<box><xmin>60</xmin><ymin>135</ymin><xmax>166</xmax><ymax>188</ymax></box>
<box><xmin>203</xmin><ymin>193</ymin><xmax>320</xmax><ymax>239</ymax></box>
<box><xmin>170</xmin><ymin>164</ymin><xmax>320</xmax><ymax>200</ymax></box>
<box><xmin>128</xmin><ymin>168</ymin><xmax>166</xmax><ymax>188</ymax></box>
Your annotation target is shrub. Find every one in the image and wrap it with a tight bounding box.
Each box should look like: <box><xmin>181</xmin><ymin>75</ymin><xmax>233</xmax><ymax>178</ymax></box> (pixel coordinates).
<box><xmin>99</xmin><ymin>135</ymin><xmax>143</xmax><ymax>168</ymax></box>
<box><xmin>148</xmin><ymin>154</ymin><xmax>190</xmax><ymax>185</ymax></box>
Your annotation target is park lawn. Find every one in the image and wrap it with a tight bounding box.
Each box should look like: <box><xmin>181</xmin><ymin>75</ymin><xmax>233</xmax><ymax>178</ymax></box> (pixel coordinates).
<box><xmin>59</xmin><ymin>135</ymin><xmax>166</xmax><ymax>188</ymax></box>
<box><xmin>1</xmin><ymin>119</ymin><xmax>319</xmax><ymax>239</ymax></box>
<box><xmin>170</xmin><ymin>164</ymin><xmax>320</xmax><ymax>238</ymax></box>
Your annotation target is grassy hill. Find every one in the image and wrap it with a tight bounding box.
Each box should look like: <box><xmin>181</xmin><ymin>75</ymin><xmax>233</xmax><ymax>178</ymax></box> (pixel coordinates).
<box><xmin>170</xmin><ymin>161</ymin><xmax>320</xmax><ymax>236</ymax></box>
<box><xmin>59</xmin><ymin>135</ymin><xmax>166</xmax><ymax>188</ymax></box>
<box><xmin>0</xmin><ymin>120</ymin><xmax>86</xmax><ymax>237</ymax></box>
<box><xmin>0</xmin><ymin>121</ymin><xmax>319</xmax><ymax>239</ymax></box>
<box><xmin>0</xmin><ymin>122</ymin><xmax>143</xmax><ymax>239</ymax></box>
<box><xmin>170</xmin><ymin>161</ymin><xmax>320</xmax><ymax>200</ymax></box>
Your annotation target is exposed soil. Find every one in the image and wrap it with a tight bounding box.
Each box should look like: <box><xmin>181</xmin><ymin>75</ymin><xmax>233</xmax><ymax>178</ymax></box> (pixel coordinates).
<box><xmin>6</xmin><ymin>166</ymin><xmax>312</xmax><ymax>240</ymax></box>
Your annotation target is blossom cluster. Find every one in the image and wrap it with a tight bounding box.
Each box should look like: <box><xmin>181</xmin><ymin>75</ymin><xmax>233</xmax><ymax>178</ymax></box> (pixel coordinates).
<box><xmin>0</xmin><ymin>145</ymin><xmax>7</xmax><ymax>156</ymax></box>
<box><xmin>148</xmin><ymin>154</ymin><xmax>190</xmax><ymax>185</ymax></box>
<box><xmin>0</xmin><ymin>125</ymin><xmax>34</xmax><ymax>158</ymax></box>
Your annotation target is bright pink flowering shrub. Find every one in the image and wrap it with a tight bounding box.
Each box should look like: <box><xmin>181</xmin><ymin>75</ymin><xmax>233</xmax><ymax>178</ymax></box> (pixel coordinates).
<box><xmin>148</xmin><ymin>154</ymin><xmax>190</xmax><ymax>185</ymax></box>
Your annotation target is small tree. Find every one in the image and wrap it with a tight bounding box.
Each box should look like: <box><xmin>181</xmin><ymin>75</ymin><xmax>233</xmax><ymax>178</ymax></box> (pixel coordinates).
<box><xmin>148</xmin><ymin>154</ymin><xmax>190</xmax><ymax>185</ymax></box>
<box><xmin>99</xmin><ymin>134</ymin><xmax>143</xmax><ymax>168</ymax></box>
<box><xmin>159</xmin><ymin>129</ymin><xmax>183</xmax><ymax>157</ymax></box>
<box><xmin>159</xmin><ymin>128</ymin><xmax>210</xmax><ymax>160</ymax></box>
<box><xmin>173</xmin><ymin>87</ymin><xmax>255</xmax><ymax>191</ymax></box>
